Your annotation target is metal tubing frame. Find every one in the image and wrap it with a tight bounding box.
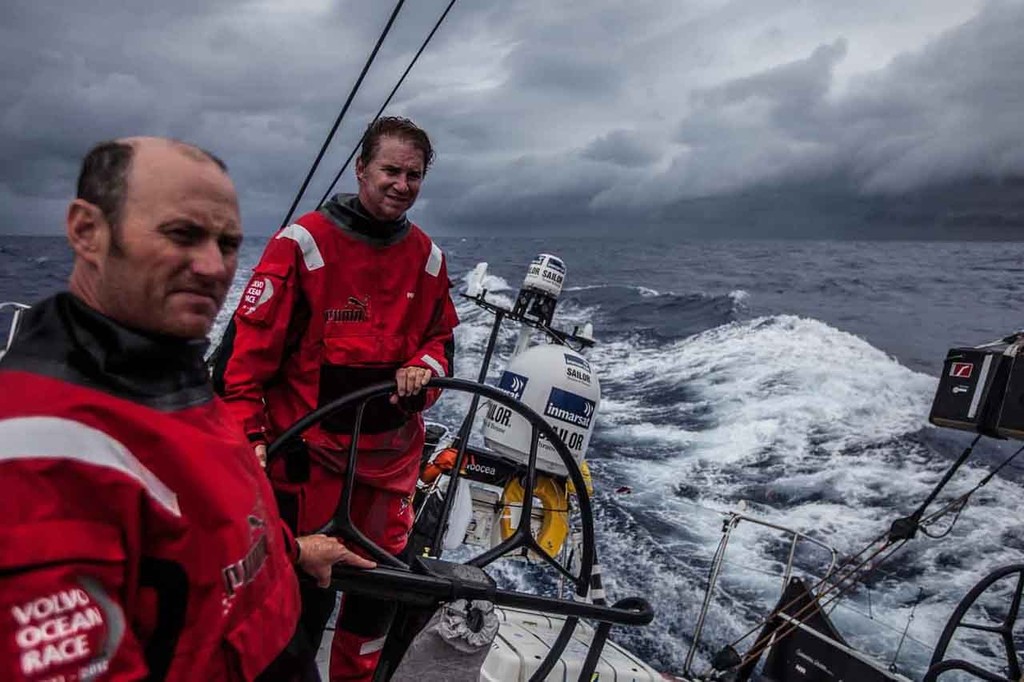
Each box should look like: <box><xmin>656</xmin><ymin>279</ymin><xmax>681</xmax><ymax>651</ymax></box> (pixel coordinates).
<box><xmin>459</xmin><ymin>292</ymin><xmax>594</xmax><ymax>349</ymax></box>
<box><xmin>683</xmin><ymin>511</ymin><xmax>840</xmax><ymax>675</ymax></box>
<box><xmin>683</xmin><ymin>515</ymin><xmax>740</xmax><ymax>674</ymax></box>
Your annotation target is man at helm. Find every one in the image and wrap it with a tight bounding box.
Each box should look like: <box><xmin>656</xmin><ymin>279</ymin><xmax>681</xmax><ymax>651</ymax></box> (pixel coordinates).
<box><xmin>214</xmin><ymin>117</ymin><xmax>459</xmax><ymax>680</ymax></box>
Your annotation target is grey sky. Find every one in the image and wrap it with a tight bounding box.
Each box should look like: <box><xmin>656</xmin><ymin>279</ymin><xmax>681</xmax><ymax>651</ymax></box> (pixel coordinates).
<box><xmin>1</xmin><ymin>0</ymin><xmax>1021</xmax><ymax>236</ymax></box>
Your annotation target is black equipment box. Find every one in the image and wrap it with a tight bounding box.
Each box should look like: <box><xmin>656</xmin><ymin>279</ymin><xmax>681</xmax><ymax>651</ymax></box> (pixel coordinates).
<box><xmin>929</xmin><ymin>341</ymin><xmax>1024</xmax><ymax>440</ymax></box>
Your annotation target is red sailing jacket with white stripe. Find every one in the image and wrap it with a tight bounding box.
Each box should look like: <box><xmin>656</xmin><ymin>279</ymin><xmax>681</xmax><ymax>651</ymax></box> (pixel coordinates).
<box><xmin>0</xmin><ymin>294</ymin><xmax>305</xmax><ymax>682</ymax></box>
<box><xmin>214</xmin><ymin>194</ymin><xmax>459</xmax><ymax>493</ymax></box>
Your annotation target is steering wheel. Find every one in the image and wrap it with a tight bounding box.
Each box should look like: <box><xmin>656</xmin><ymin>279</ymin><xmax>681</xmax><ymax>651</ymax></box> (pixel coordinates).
<box><xmin>267</xmin><ymin>377</ymin><xmax>653</xmax><ymax>682</ymax></box>
<box><xmin>924</xmin><ymin>563</ymin><xmax>1024</xmax><ymax>682</ymax></box>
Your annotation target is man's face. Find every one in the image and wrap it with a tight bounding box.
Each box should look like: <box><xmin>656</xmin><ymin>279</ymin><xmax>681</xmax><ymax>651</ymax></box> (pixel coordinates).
<box><xmin>96</xmin><ymin>145</ymin><xmax>242</xmax><ymax>339</ymax></box>
<box><xmin>356</xmin><ymin>135</ymin><xmax>425</xmax><ymax>222</ymax></box>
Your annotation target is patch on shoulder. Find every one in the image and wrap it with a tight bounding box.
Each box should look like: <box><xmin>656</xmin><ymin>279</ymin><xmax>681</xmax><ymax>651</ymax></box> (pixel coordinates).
<box><xmin>8</xmin><ymin>579</ymin><xmax>123</xmax><ymax>679</ymax></box>
<box><xmin>240</xmin><ymin>275</ymin><xmax>276</xmax><ymax>320</ymax></box>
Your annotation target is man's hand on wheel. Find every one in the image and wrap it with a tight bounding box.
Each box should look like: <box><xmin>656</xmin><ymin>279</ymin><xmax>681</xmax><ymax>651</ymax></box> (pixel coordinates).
<box><xmin>296</xmin><ymin>534</ymin><xmax>376</xmax><ymax>587</ymax></box>
<box><xmin>391</xmin><ymin>366</ymin><xmax>432</xmax><ymax>405</ymax></box>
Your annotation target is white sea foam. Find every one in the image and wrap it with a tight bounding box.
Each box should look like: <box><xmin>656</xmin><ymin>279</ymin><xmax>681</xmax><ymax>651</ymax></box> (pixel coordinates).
<box><xmin>565</xmin><ymin>284</ymin><xmax>665</xmax><ymax>297</ymax></box>
<box><xmin>584</xmin><ymin>315</ymin><xmax>1024</xmax><ymax>675</ymax></box>
<box><xmin>448</xmin><ymin>297</ymin><xmax>1024</xmax><ymax>676</ymax></box>
<box><xmin>208</xmin><ymin>254</ymin><xmax>1024</xmax><ymax>678</ymax></box>
<box><xmin>729</xmin><ymin>289</ymin><xmax>749</xmax><ymax>307</ymax></box>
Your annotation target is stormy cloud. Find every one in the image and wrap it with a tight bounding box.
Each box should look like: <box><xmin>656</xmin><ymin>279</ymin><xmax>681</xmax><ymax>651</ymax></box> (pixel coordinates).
<box><xmin>0</xmin><ymin>0</ymin><xmax>1020</xmax><ymax>236</ymax></box>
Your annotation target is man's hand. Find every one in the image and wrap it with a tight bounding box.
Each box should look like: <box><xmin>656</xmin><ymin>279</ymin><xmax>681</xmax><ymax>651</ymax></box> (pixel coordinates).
<box><xmin>253</xmin><ymin>443</ymin><xmax>267</xmax><ymax>468</ymax></box>
<box><xmin>390</xmin><ymin>366</ymin><xmax>432</xmax><ymax>405</ymax></box>
<box><xmin>296</xmin><ymin>534</ymin><xmax>376</xmax><ymax>587</ymax></box>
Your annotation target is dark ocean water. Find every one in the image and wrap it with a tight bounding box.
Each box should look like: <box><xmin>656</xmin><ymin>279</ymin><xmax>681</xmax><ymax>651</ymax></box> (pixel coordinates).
<box><xmin>4</xmin><ymin>234</ymin><xmax>1024</xmax><ymax>679</ymax></box>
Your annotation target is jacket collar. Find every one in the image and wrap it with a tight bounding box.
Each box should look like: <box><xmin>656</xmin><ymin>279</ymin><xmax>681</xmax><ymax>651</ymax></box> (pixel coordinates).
<box><xmin>2</xmin><ymin>292</ymin><xmax>214</xmax><ymax>410</ymax></box>
<box><xmin>319</xmin><ymin>193</ymin><xmax>411</xmax><ymax>246</ymax></box>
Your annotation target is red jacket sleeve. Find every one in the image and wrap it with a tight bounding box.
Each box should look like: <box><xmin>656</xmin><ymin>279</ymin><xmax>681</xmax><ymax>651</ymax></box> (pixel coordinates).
<box><xmin>217</xmin><ymin>233</ymin><xmax>304</xmax><ymax>443</ymax></box>
<box><xmin>0</xmin><ymin>463</ymin><xmax>150</xmax><ymax>680</ymax></box>
<box><xmin>405</xmin><ymin>253</ymin><xmax>459</xmax><ymax>410</ymax></box>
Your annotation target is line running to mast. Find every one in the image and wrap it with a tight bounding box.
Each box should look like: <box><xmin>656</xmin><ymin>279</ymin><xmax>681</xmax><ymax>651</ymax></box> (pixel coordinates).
<box><xmin>317</xmin><ymin>0</ymin><xmax>459</xmax><ymax>208</ymax></box>
<box><xmin>279</xmin><ymin>0</ymin><xmax>407</xmax><ymax>229</ymax></box>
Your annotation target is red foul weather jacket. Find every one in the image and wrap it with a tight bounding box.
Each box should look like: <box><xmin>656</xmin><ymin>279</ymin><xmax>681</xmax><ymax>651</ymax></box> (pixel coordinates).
<box><xmin>214</xmin><ymin>194</ymin><xmax>459</xmax><ymax>496</ymax></box>
<box><xmin>0</xmin><ymin>294</ymin><xmax>307</xmax><ymax>681</ymax></box>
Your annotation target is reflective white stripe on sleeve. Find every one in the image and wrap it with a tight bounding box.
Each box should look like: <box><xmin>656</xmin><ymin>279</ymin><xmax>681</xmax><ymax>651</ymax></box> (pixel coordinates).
<box><xmin>360</xmin><ymin>635</ymin><xmax>386</xmax><ymax>656</ymax></box>
<box><xmin>0</xmin><ymin>416</ymin><xmax>181</xmax><ymax>517</ymax></box>
<box><xmin>420</xmin><ymin>354</ymin><xmax>445</xmax><ymax>377</ymax></box>
<box><xmin>276</xmin><ymin>223</ymin><xmax>325</xmax><ymax>271</ymax></box>
<box><xmin>425</xmin><ymin>242</ymin><xmax>443</xmax><ymax>277</ymax></box>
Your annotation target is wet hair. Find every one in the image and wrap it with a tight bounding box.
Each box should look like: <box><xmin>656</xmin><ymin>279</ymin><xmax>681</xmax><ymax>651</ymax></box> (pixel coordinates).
<box><xmin>358</xmin><ymin>117</ymin><xmax>434</xmax><ymax>173</ymax></box>
<box><xmin>76</xmin><ymin>139</ymin><xmax>228</xmax><ymax>228</ymax></box>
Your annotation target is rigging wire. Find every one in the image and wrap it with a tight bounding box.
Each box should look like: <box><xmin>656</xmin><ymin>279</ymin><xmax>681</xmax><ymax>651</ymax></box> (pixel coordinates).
<box><xmin>726</xmin><ymin>537</ymin><xmax>909</xmax><ymax>674</ymax></box>
<box><xmin>889</xmin><ymin>587</ymin><xmax>925</xmax><ymax>673</ymax></box>
<box><xmin>279</xmin><ymin>0</ymin><xmax>407</xmax><ymax>229</ymax></box>
<box><xmin>667</xmin><ymin>491</ymin><xmax>928</xmax><ymax>673</ymax></box>
<box><xmin>713</xmin><ymin>437</ymin><xmax>1024</xmax><ymax>676</ymax></box>
<box><xmin>668</xmin><ymin>495</ymin><xmax>918</xmax><ymax>587</ymax></box>
<box><xmin>725</xmin><ymin>527</ymin><xmax>891</xmax><ymax>650</ymax></box>
<box><xmin>720</xmin><ymin>544</ymin><xmax>937</xmax><ymax>671</ymax></box>
<box><xmin>317</xmin><ymin>0</ymin><xmax>459</xmax><ymax>207</ymax></box>
<box><xmin>840</xmin><ymin>598</ymin><xmax>933</xmax><ymax>653</ymax></box>
<box><xmin>724</xmin><ymin>437</ymin><xmax>976</xmax><ymax>652</ymax></box>
<box><xmin>725</xmin><ymin>535</ymin><xmax>914</xmax><ymax>667</ymax></box>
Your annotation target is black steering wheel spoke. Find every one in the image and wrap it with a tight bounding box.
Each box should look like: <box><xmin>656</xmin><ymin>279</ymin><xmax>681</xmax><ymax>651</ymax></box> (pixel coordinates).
<box><xmin>960</xmin><ymin>622</ymin><xmax>1007</xmax><ymax>634</ymax></box>
<box><xmin>1006</xmin><ymin>572</ymin><xmax>1024</xmax><ymax>628</ymax></box>
<box><xmin>1005</xmin><ymin>637</ymin><xmax>1021</xmax><ymax>681</ymax></box>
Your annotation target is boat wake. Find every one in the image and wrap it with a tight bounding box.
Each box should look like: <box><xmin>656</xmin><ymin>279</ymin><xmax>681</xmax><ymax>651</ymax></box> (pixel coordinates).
<box><xmin>207</xmin><ymin>258</ymin><xmax>1024</xmax><ymax>678</ymax></box>
<box><xmin>438</xmin><ymin>264</ymin><xmax>1024</xmax><ymax>678</ymax></box>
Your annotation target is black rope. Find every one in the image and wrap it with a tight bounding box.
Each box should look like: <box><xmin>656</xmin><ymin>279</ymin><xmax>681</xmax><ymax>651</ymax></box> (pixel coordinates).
<box><xmin>888</xmin><ymin>434</ymin><xmax>982</xmax><ymax>542</ymax></box>
<box><xmin>970</xmin><ymin>441</ymin><xmax>1024</xmax><ymax>487</ymax></box>
<box><xmin>317</xmin><ymin>0</ymin><xmax>459</xmax><ymax>207</ymax></box>
<box><xmin>817</xmin><ymin>540</ymin><xmax>909</xmax><ymax>614</ymax></box>
<box><xmin>919</xmin><ymin>441</ymin><xmax>1024</xmax><ymax>539</ymax></box>
<box><xmin>279</xmin><ymin>0</ymin><xmax>407</xmax><ymax>229</ymax></box>
<box><xmin>919</xmin><ymin>498</ymin><xmax>969</xmax><ymax>539</ymax></box>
